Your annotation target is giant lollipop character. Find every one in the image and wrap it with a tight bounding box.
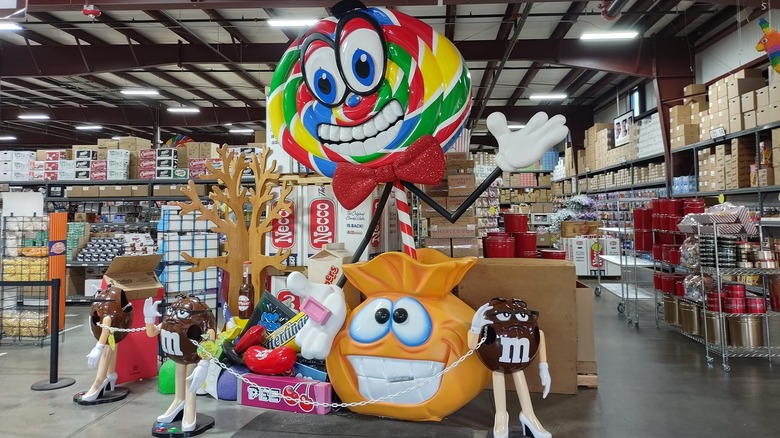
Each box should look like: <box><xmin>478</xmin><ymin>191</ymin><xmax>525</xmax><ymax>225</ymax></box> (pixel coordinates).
<box><xmin>269</xmin><ymin>1</ymin><xmax>568</xmax><ymax>260</ymax></box>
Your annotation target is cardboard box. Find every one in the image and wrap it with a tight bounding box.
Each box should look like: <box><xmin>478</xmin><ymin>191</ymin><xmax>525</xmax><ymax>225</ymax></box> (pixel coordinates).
<box><xmin>683</xmin><ymin>84</ymin><xmax>706</xmax><ymax>104</ymax></box>
<box><xmin>727</xmin><ymin>78</ymin><xmax>765</xmax><ymax>99</ymax></box>
<box><xmin>102</xmin><ymin>254</ymin><xmax>163</xmax><ymax>300</ymax></box>
<box><xmin>457</xmin><ymin>258</ymin><xmax>578</xmax><ymax>395</ymax></box>
<box><xmin>447</xmin><ymin>174</ymin><xmax>476</xmax><ymax>196</ymax></box>
<box><xmin>131</xmin><ymin>185</ymin><xmax>149</xmax><ymax>197</ymax></box>
<box><xmin>728</xmin><ymin>97</ymin><xmax>742</xmax><ymax>116</ymax></box>
<box><xmin>729</xmin><ymin>114</ymin><xmax>744</xmax><ymax>133</ymax></box>
<box><xmin>301</xmin><ymin>185</ymin><xmax>339</xmax><ymax>263</ymax></box>
<box><xmin>742</xmin><ymin>91</ymin><xmax>757</xmax><ymax>112</ymax></box>
<box><xmin>81</xmin><ymin>186</ymin><xmax>100</xmax><ymax>197</ymax></box>
<box><xmin>669</xmin><ymin>105</ymin><xmax>691</xmax><ymax>118</ymax></box>
<box><xmin>757</xmin><ymin>86</ymin><xmax>771</xmax><ymax>108</ymax></box>
<box><xmin>428</xmin><ymin>221</ymin><xmax>477</xmax><ymax>238</ymax></box>
<box><xmin>771</xmin><ymin>82</ymin><xmax>780</xmax><ymax>104</ymax></box>
<box><xmin>744</xmin><ymin>110</ymin><xmax>757</xmax><ymax>130</ymax></box>
<box><xmin>451</xmin><ymin>237</ymin><xmax>479</xmax><ymax>258</ymax></box>
<box><xmin>99</xmin><ymin>185</ymin><xmax>132</xmax><ymax>197</ymax></box>
<box><xmin>576</xmin><ymin>281</ymin><xmax>596</xmax><ymax>374</ymax></box>
<box><xmin>237</xmin><ymin>373</ymin><xmax>331</xmax><ymax>414</ymax></box>
<box><xmin>307</xmin><ymin>243</ymin><xmax>353</xmax><ymax>285</ymax></box>
<box><xmin>64</xmin><ymin>186</ymin><xmax>83</xmax><ymax>198</ymax></box>
<box><xmin>266</xmin><ymin>186</ymin><xmax>303</xmax><ymax>266</ymax></box>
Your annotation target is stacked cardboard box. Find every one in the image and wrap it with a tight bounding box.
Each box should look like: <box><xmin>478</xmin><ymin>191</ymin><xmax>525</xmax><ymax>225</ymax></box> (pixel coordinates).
<box><xmin>583</xmin><ymin>123</ymin><xmax>612</xmax><ymax>172</ymax></box>
<box><xmin>423</xmin><ymin>156</ymin><xmax>479</xmax><ymax>255</ymax></box>
<box><xmin>11</xmin><ymin>151</ymin><xmax>35</xmax><ymax>181</ymax></box>
<box><xmin>697</xmin><ymin>146</ymin><xmax>716</xmax><ymax>191</ymax></box>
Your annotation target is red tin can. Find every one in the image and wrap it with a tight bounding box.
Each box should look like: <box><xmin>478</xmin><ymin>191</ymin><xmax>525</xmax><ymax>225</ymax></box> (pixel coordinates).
<box><xmin>540</xmin><ymin>249</ymin><xmax>566</xmax><ymax>260</ymax></box>
<box><xmin>503</xmin><ymin>213</ymin><xmax>528</xmax><ymax>233</ymax></box>
<box><xmin>723</xmin><ymin>297</ymin><xmax>746</xmax><ymax>314</ymax></box>
<box><xmin>512</xmin><ymin>232</ymin><xmax>537</xmax><ymax>258</ymax></box>
<box><xmin>654</xmin><ymin>272</ymin><xmax>663</xmax><ymax>290</ymax></box>
<box><xmin>746</xmin><ymin>296</ymin><xmax>767</xmax><ymax>314</ymax></box>
<box><xmin>676</xmin><ymin>280</ymin><xmax>685</xmax><ymax>297</ymax></box>
<box><xmin>484</xmin><ymin>236</ymin><xmax>515</xmax><ymax>258</ymax></box>
<box><xmin>669</xmin><ymin>249</ymin><xmax>682</xmax><ymax>265</ymax></box>
<box><xmin>653</xmin><ymin>244</ymin><xmax>663</xmax><ymax>261</ymax></box>
<box><xmin>669</xmin><ymin>199</ymin><xmax>684</xmax><ymax>215</ymax></box>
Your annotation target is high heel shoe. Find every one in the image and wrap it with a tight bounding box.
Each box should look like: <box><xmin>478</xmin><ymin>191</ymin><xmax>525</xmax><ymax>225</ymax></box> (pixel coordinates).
<box><xmin>105</xmin><ymin>372</ymin><xmax>117</xmax><ymax>392</ymax></box>
<box><xmin>181</xmin><ymin>417</ymin><xmax>197</xmax><ymax>432</ymax></box>
<box><xmin>79</xmin><ymin>377</ymin><xmax>110</xmax><ymax>402</ymax></box>
<box><xmin>157</xmin><ymin>400</ymin><xmax>185</xmax><ymax>423</ymax></box>
<box><xmin>520</xmin><ymin>413</ymin><xmax>551</xmax><ymax>438</ymax></box>
<box><xmin>493</xmin><ymin>411</ymin><xmax>509</xmax><ymax>438</ymax></box>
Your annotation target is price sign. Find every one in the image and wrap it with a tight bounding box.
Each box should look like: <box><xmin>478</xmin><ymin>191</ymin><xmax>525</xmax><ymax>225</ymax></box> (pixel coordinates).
<box><xmin>710</xmin><ymin>127</ymin><xmax>726</xmax><ymax>139</ymax></box>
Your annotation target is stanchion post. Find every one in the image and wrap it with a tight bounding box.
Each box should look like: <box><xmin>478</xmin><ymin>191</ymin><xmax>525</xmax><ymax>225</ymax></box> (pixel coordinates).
<box><xmin>31</xmin><ymin>278</ymin><xmax>75</xmax><ymax>391</ymax></box>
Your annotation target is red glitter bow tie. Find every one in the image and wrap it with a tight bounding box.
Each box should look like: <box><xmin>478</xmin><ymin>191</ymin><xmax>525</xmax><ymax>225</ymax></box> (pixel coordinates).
<box><xmin>332</xmin><ymin>135</ymin><xmax>445</xmax><ymax>210</ymax></box>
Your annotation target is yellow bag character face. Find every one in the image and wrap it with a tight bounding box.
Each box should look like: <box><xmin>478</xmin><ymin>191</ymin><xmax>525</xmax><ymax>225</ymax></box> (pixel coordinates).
<box><xmin>326</xmin><ymin>249</ymin><xmax>490</xmax><ymax>421</ymax></box>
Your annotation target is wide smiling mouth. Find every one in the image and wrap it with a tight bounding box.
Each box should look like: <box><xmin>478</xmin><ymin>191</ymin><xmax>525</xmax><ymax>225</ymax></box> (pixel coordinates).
<box><xmin>317</xmin><ymin>100</ymin><xmax>404</xmax><ymax>156</ymax></box>
<box><xmin>347</xmin><ymin>355</ymin><xmax>444</xmax><ymax>405</ymax></box>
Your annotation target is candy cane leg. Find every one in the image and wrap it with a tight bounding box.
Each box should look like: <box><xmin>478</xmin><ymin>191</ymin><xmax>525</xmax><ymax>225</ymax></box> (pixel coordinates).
<box><xmin>394</xmin><ymin>181</ymin><xmax>417</xmax><ymax>259</ymax></box>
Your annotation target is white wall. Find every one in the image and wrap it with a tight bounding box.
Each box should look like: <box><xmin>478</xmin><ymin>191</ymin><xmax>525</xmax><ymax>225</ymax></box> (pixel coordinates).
<box><xmin>696</xmin><ymin>11</ymin><xmax>774</xmax><ymax>83</ymax></box>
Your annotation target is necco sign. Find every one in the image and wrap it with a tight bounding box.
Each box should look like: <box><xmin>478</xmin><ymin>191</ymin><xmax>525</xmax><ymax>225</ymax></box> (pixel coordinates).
<box><xmin>309</xmin><ymin>198</ymin><xmax>335</xmax><ymax>250</ymax></box>
<box><xmin>272</xmin><ymin>203</ymin><xmax>296</xmax><ymax>249</ymax></box>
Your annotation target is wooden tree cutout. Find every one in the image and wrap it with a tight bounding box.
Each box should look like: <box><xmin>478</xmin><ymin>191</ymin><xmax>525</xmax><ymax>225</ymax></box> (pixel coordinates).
<box><xmin>175</xmin><ymin>144</ymin><xmax>293</xmax><ymax>315</ymax></box>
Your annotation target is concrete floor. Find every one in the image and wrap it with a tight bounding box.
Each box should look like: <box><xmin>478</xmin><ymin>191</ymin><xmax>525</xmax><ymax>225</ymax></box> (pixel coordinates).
<box><xmin>1</xmin><ymin>281</ymin><xmax>779</xmax><ymax>438</ymax></box>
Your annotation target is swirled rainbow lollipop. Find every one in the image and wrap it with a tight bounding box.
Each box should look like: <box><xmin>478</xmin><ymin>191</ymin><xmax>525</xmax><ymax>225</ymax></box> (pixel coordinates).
<box><xmin>268</xmin><ymin>6</ymin><xmax>471</xmax><ymax>178</ymax></box>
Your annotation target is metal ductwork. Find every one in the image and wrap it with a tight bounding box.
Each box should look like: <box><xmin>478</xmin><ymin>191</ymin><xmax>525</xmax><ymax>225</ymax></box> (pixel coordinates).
<box><xmin>599</xmin><ymin>0</ymin><xmax>629</xmax><ymax>21</ymax></box>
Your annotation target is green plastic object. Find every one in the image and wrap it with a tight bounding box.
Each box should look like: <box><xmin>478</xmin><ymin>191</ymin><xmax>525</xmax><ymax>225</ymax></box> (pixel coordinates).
<box><xmin>158</xmin><ymin>359</ymin><xmax>176</xmax><ymax>394</ymax></box>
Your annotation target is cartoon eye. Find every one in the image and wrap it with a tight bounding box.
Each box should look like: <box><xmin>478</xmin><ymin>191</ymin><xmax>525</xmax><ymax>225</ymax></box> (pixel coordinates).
<box><xmin>338</xmin><ymin>20</ymin><xmax>385</xmax><ymax>94</ymax></box>
<box><xmin>496</xmin><ymin>312</ymin><xmax>512</xmax><ymax>322</ymax></box>
<box><xmin>165</xmin><ymin>306</ymin><xmax>174</xmax><ymax>316</ymax></box>
<box><xmin>175</xmin><ymin>309</ymin><xmax>191</xmax><ymax>319</ymax></box>
<box><xmin>763</xmin><ymin>38</ymin><xmax>768</xmax><ymax>44</ymax></box>
<box><xmin>515</xmin><ymin>312</ymin><xmax>529</xmax><ymax>322</ymax></box>
<box><xmin>349</xmin><ymin>298</ymin><xmax>392</xmax><ymax>344</ymax></box>
<box><xmin>302</xmin><ymin>39</ymin><xmax>346</xmax><ymax>106</ymax></box>
<box><xmin>391</xmin><ymin>297</ymin><xmax>432</xmax><ymax>347</ymax></box>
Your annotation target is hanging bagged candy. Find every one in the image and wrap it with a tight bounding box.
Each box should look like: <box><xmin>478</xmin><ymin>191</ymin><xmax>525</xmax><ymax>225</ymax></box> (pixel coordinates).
<box><xmin>679</xmin><ymin>235</ymin><xmax>700</xmax><ymax>270</ymax></box>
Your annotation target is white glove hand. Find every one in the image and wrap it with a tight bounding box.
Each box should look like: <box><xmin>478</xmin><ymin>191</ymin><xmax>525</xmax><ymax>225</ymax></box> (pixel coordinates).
<box><xmin>488</xmin><ymin>111</ymin><xmax>569</xmax><ymax>172</ymax></box>
<box><xmin>289</xmin><ymin>272</ymin><xmax>347</xmax><ymax>360</ymax></box>
<box><xmin>186</xmin><ymin>359</ymin><xmax>210</xmax><ymax>394</ymax></box>
<box><xmin>86</xmin><ymin>342</ymin><xmax>104</xmax><ymax>369</ymax></box>
<box><xmin>470</xmin><ymin>303</ymin><xmax>493</xmax><ymax>334</ymax></box>
<box><xmin>143</xmin><ymin>297</ymin><xmax>161</xmax><ymax>324</ymax></box>
<box><xmin>539</xmin><ymin>362</ymin><xmax>551</xmax><ymax>398</ymax></box>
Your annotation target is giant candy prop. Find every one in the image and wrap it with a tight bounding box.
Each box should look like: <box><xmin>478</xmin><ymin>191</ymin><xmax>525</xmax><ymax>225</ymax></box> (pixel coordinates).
<box><xmin>757</xmin><ymin>18</ymin><xmax>780</xmax><ymax>74</ymax></box>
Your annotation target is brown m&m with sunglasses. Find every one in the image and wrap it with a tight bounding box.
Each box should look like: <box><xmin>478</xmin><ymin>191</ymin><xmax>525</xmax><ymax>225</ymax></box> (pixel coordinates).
<box><xmin>159</xmin><ymin>296</ymin><xmax>217</xmax><ymax>364</ymax></box>
<box><xmin>475</xmin><ymin>298</ymin><xmax>540</xmax><ymax>373</ymax></box>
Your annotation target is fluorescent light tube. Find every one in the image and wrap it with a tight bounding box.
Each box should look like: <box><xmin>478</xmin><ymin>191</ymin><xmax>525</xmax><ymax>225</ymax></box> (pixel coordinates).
<box><xmin>268</xmin><ymin>18</ymin><xmax>319</xmax><ymax>27</ymax></box>
<box><xmin>0</xmin><ymin>135</ymin><xmax>17</xmax><ymax>140</ymax></box>
<box><xmin>111</xmin><ymin>136</ymin><xmax>121</xmax><ymax>140</ymax></box>
<box><xmin>18</xmin><ymin>114</ymin><xmax>50</xmax><ymax>120</ymax></box>
<box><xmin>166</xmin><ymin>107</ymin><xmax>200</xmax><ymax>114</ymax></box>
<box><xmin>528</xmin><ymin>94</ymin><xmax>567</xmax><ymax>100</ymax></box>
<box><xmin>581</xmin><ymin>31</ymin><xmax>638</xmax><ymax>40</ymax></box>
<box><xmin>0</xmin><ymin>22</ymin><xmax>22</xmax><ymax>31</ymax></box>
<box><xmin>76</xmin><ymin>125</ymin><xmax>103</xmax><ymax>131</ymax></box>
<box><xmin>229</xmin><ymin>128</ymin><xmax>254</xmax><ymax>134</ymax></box>
<box><xmin>121</xmin><ymin>88</ymin><xmax>159</xmax><ymax>96</ymax></box>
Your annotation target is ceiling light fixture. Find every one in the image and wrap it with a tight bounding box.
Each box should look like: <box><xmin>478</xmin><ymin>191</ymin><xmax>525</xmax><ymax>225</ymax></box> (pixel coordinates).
<box><xmin>18</xmin><ymin>114</ymin><xmax>50</xmax><ymax>120</ymax></box>
<box><xmin>111</xmin><ymin>136</ymin><xmax>121</xmax><ymax>140</ymax></box>
<box><xmin>268</xmin><ymin>18</ymin><xmax>319</xmax><ymax>27</ymax></box>
<box><xmin>75</xmin><ymin>125</ymin><xmax>103</xmax><ymax>131</ymax></box>
<box><xmin>528</xmin><ymin>94</ymin><xmax>567</xmax><ymax>100</ymax></box>
<box><xmin>121</xmin><ymin>88</ymin><xmax>159</xmax><ymax>96</ymax></box>
<box><xmin>0</xmin><ymin>22</ymin><xmax>22</xmax><ymax>31</ymax></box>
<box><xmin>229</xmin><ymin>128</ymin><xmax>254</xmax><ymax>134</ymax></box>
<box><xmin>223</xmin><ymin>123</ymin><xmax>233</xmax><ymax>126</ymax></box>
<box><xmin>580</xmin><ymin>31</ymin><xmax>639</xmax><ymax>40</ymax></box>
<box><xmin>166</xmin><ymin>107</ymin><xmax>200</xmax><ymax>114</ymax></box>
<box><xmin>0</xmin><ymin>135</ymin><xmax>17</xmax><ymax>141</ymax></box>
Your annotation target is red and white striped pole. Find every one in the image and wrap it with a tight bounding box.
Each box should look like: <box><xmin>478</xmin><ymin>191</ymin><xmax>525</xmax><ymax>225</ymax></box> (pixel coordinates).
<box><xmin>394</xmin><ymin>181</ymin><xmax>417</xmax><ymax>259</ymax></box>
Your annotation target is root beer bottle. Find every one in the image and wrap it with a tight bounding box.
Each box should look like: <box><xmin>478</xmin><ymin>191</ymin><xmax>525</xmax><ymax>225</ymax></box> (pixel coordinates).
<box><xmin>238</xmin><ymin>261</ymin><xmax>254</xmax><ymax>319</ymax></box>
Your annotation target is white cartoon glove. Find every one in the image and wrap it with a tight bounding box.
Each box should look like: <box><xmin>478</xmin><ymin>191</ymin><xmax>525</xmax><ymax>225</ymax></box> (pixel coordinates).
<box><xmin>86</xmin><ymin>342</ymin><xmax>104</xmax><ymax>369</ymax></box>
<box><xmin>470</xmin><ymin>302</ymin><xmax>493</xmax><ymax>335</ymax></box>
<box><xmin>289</xmin><ymin>272</ymin><xmax>347</xmax><ymax>360</ymax></box>
<box><xmin>488</xmin><ymin>111</ymin><xmax>569</xmax><ymax>172</ymax></box>
<box><xmin>143</xmin><ymin>297</ymin><xmax>161</xmax><ymax>324</ymax></box>
<box><xmin>539</xmin><ymin>362</ymin><xmax>551</xmax><ymax>398</ymax></box>
<box><xmin>186</xmin><ymin>359</ymin><xmax>210</xmax><ymax>394</ymax></box>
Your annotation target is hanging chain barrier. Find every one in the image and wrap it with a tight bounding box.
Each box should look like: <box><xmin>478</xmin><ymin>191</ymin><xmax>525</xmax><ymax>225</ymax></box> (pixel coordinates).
<box><xmin>95</xmin><ymin>323</ymin><xmax>148</xmax><ymax>333</ymax></box>
<box><xmin>188</xmin><ymin>335</ymin><xmax>487</xmax><ymax>409</ymax></box>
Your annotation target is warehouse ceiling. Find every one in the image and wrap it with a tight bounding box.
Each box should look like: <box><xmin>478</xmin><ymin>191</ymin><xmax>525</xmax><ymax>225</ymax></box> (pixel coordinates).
<box><xmin>0</xmin><ymin>0</ymin><xmax>769</xmax><ymax>147</ymax></box>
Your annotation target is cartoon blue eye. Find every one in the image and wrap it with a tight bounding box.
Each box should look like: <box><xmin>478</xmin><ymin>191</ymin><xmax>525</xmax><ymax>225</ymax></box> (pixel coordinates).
<box><xmin>302</xmin><ymin>41</ymin><xmax>346</xmax><ymax>106</ymax></box>
<box><xmin>314</xmin><ymin>68</ymin><xmax>338</xmax><ymax>104</ymax></box>
<box><xmin>351</xmin><ymin>50</ymin><xmax>375</xmax><ymax>87</ymax></box>
<box><xmin>339</xmin><ymin>28</ymin><xmax>385</xmax><ymax>94</ymax></box>
<box><xmin>349</xmin><ymin>298</ymin><xmax>392</xmax><ymax>344</ymax></box>
<box><xmin>391</xmin><ymin>297</ymin><xmax>432</xmax><ymax>347</ymax></box>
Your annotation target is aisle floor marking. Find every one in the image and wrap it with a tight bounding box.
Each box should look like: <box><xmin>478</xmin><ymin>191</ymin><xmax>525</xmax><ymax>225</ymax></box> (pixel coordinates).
<box><xmin>62</xmin><ymin>324</ymin><xmax>84</xmax><ymax>333</ymax></box>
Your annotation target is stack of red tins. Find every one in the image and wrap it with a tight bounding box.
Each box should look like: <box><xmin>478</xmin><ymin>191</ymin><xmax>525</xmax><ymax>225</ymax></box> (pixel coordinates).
<box><xmin>513</xmin><ymin>232</ymin><xmax>537</xmax><ymax>258</ymax></box>
<box><xmin>634</xmin><ymin>206</ymin><xmax>653</xmax><ymax>252</ymax></box>
<box><xmin>716</xmin><ymin>283</ymin><xmax>767</xmax><ymax>314</ymax></box>
<box><xmin>650</xmin><ymin>198</ymin><xmax>704</xmax><ymax>261</ymax></box>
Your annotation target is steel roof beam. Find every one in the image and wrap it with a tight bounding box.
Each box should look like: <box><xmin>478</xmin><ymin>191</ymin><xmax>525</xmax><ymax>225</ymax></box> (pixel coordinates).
<box><xmin>27</xmin><ymin>0</ymin><xmax>765</xmax><ymax>11</ymax></box>
<box><xmin>0</xmin><ymin>38</ymin><xmax>690</xmax><ymax>78</ymax></box>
